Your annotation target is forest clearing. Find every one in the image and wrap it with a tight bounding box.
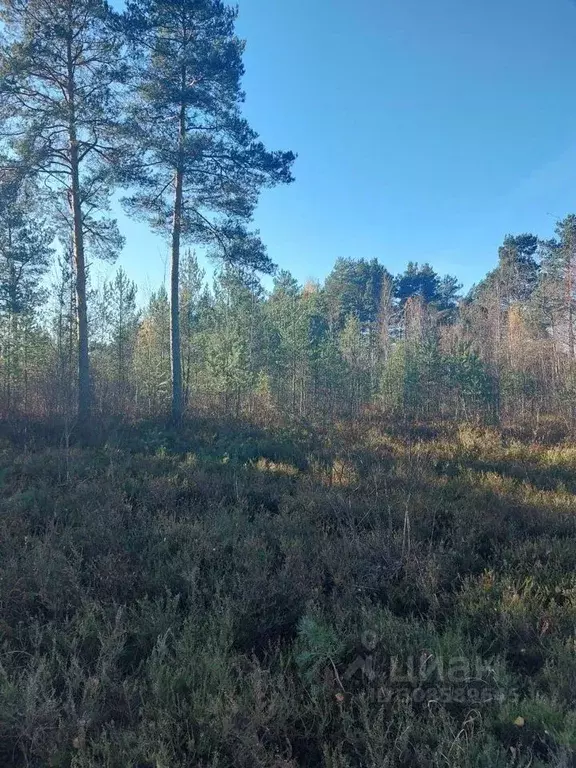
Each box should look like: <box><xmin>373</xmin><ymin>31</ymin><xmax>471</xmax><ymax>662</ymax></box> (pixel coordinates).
<box><xmin>1</xmin><ymin>415</ymin><xmax>575</xmax><ymax>767</ymax></box>
<box><xmin>2</xmin><ymin>0</ymin><xmax>576</xmax><ymax>764</ymax></box>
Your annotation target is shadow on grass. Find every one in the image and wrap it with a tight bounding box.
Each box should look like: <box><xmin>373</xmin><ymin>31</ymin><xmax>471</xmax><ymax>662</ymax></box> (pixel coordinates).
<box><xmin>1</xmin><ymin>416</ymin><xmax>575</xmax><ymax>767</ymax></box>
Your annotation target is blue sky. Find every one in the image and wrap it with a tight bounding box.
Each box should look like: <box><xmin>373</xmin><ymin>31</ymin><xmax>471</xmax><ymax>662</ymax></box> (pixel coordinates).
<box><xmin>112</xmin><ymin>0</ymin><xmax>576</xmax><ymax>297</ymax></box>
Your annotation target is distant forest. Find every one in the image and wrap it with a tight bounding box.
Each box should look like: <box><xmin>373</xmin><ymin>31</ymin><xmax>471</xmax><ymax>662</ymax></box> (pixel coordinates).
<box><xmin>3</xmin><ymin>227</ymin><xmax>576</xmax><ymax>428</ymax></box>
<box><xmin>2</xmin><ymin>0</ymin><xmax>576</xmax><ymax>428</ymax></box>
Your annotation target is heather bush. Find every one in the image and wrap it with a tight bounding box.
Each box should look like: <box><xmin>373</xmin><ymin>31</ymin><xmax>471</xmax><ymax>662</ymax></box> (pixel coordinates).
<box><xmin>1</xmin><ymin>417</ymin><xmax>575</xmax><ymax>766</ymax></box>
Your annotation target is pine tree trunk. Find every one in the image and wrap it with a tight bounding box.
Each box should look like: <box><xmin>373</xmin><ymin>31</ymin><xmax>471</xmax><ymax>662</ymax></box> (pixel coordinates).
<box><xmin>170</xmin><ymin>82</ymin><xmax>186</xmax><ymax>423</ymax></box>
<box><xmin>6</xmin><ymin>224</ymin><xmax>14</xmax><ymax>412</ymax></box>
<box><xmin>70</xmin><ymin>155</ymin><xmax>90</xmax><ymax>422</ymax></box>
<box><xmin>67</xmin><ymin>37</ymin><xmax>90</xmax><ymax>422</ymax></box>
<box><xmin>170</xmin><ymin>183</ymin><xmax>183</xmax><ymax>421</ymax></box>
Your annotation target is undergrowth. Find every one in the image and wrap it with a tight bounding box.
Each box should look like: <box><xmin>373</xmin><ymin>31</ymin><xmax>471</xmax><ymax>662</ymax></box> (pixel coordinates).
<box><xmin>1</xmin><ymin>417</ymin><xmax>575</xmax><ymax>767</ymax></box>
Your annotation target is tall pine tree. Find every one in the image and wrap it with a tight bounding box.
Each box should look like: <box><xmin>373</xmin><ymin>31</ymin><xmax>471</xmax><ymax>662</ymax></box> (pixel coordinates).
<box><xmin>123</xmin><ymin>0</ymin><xmax>295</xmax><ymax>420</ymax></box>
<box><xmin>0</xmin><ymin>0</ymin><xmax>126</xmax><ymax>420</ymax></box>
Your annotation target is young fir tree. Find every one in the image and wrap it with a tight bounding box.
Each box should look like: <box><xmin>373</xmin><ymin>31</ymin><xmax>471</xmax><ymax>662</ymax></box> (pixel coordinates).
<box><xmin>0</xmin><ymin>0</ymin><xmax>126</xmax><ymax>420</ymax></box>
<box><xmin>122</xmin><ymin>0</ymin><xmax>295</xmax><ymax>421</ymax></box>
<box><xmin>50</xmin><ymin>246</ymin><xmax>78</xmax><ymax>415</ymax></box>
<box><xmin>266</xmin><ymin>271</ymin><xmax>308</xmax><ymax>413</ymax></box>
<box><xmin>338</xmin><ymin>313</ymin><xmax>370</xmax><ymax>415</ymax></box>
<box><xmin>179</xmin><ymin>251</ymin><xmax>206</xmax><ymax>408</ymax></box>
<box><xmin>205</xmin><ymin>267</ymin><xmax>264</xmax><ymax>414</ymax></box>
<box><xmin>134</xmin><ymin>286</ymin><xmax>171</xmax><ymax>415</ymax></box>
<box><xmin>299</xmin><ymin>283</ymin><xmax>337</xmax><ymax>417</ymax></box>
<box><xmin>104</xmin><ymin>268</ymin><xmax>139</xmax><ymax>411</ymax></box>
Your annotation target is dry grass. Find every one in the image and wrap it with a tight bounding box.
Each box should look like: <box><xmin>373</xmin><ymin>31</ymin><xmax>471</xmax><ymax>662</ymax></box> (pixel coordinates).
<box><xmin>0</xmin><ymin>416</ymin><xmax>575</xmax><ymax>767</ymax></box>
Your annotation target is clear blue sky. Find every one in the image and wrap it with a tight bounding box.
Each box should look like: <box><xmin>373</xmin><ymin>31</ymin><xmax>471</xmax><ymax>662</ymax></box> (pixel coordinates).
<box><xmin>112</xmin><ymin>0</ymin><xmax>576</xmax><ymax>297</ymax></box>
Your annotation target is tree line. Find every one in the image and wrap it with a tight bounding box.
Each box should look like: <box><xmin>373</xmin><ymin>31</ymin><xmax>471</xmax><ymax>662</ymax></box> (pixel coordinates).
<box><xmin>3</xmin><ymin>221</ymin><xmax>576</xmax><ymax>428</ymax></box>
